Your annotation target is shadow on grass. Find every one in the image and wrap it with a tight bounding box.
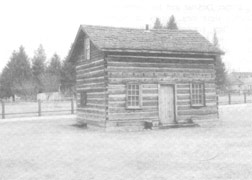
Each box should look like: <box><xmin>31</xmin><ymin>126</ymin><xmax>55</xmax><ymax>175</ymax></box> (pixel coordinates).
<box><xmin>71</xmin><ymin>123</ymin><xmax>87</xmax><ymax>129</ymax></box>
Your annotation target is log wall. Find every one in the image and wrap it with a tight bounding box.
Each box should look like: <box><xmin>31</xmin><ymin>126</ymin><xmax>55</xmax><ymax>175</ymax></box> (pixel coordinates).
<box><xmin>76</xmin><ymin>41</ymin><xmax>107</xmax><ymax>127</ymax></box>
<box><xmin>106</xmin><ymin>55</ymin><xmax>218</xmax><ymax>127</ymax></box>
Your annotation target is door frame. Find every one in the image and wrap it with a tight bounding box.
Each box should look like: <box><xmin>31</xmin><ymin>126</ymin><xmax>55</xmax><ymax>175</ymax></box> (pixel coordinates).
<box><xmin>158</xmin><ymin>83</ymin><xmax>177</xmax><ymax>124</ymax></box>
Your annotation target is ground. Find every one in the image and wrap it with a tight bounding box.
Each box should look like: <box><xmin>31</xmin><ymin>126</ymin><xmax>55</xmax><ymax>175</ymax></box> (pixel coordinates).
<box><xmin>0</xmin><ymin>105</ymin><xmax>252</xmax><ymax>180</ymax></box>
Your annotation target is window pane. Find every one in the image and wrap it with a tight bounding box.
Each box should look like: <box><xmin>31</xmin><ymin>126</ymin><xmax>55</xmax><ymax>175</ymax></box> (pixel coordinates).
<box><xmin>127</xmin><ymin>84</ymin><xmax>141</xmax><ymax>108</ymax></box>
<box><xmin>191</xmin><ymin>83</ymin><xmax>204</xmax><ymax>106</ymax></box>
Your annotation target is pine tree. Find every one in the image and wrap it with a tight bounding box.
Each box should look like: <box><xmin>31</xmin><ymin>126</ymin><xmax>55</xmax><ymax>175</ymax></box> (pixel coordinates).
<box><xmin>153</xmin><ymin>18</ymin><xmax>163</xmax><ymax>29</ymax></box>
<box><xmin>213</xmin><ymin>31</ymin><xmax>227</xmax><ymax>90</ymax></box>
<box><xmin>60</xmin><ymin>46</ymin><xmax>76</xmax><ymax>96</ymax></box>
<box><xmin>0</xmin><ymin>46</ymin><xmax>35</xmax><ymax>99</ymax></box>
<box><xmin>41</xmin><ymin>53</ymin><xmax>62</xmax><ymax>92</ymax></box>
<box><xmin>47</xmin><ymin>53</ymin><xmax>61</xmax><ymax>75</ymax></box>
<box><xmin>166</xmin><ymin>15</ymin><xmax>178</xmax><ymax>30</ymax></box>
<box><xmin>32</xmin><ymin>44</ymin><xmax>46</xmax><ymax>93</ymax></box>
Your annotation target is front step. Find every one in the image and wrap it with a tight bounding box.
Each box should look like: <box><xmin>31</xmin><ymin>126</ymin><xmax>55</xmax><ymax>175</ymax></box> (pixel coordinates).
<box><xmin>158</xmin><ymin>123</ymin><xmax>199</xmax><ymax>129</ymax></box>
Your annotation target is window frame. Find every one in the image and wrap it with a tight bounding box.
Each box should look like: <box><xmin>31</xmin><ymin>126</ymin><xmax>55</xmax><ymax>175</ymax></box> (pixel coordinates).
<box><xmin>126</xmin><ymin>83</ymin><xmax>142</xmax><ymax>109</ymax></box>
<box><xmin>80</xmin><ymin>91</ymin><xmax>87</xmax><ymax>107</ymax></box>
<box><xmin>190</xmin><ymin>82</ymin><xmax>205</xmax><ymax>107</ymax></box>
<box><xmin>85</xmin><ymin>38</ymin><xmax>90</xmax><ymax>60</ymax></box>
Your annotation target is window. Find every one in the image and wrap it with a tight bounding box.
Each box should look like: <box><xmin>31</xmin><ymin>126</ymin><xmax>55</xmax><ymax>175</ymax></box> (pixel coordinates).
<box><xmin>85</xmin><ymin>38</ymin><xmax>90</xmax><ymax>60</ymax></box>
<box><xmin>126</xmin><ymin>84</ymin><xmax>142</xmax><ymax>109</ymax></box>
<box><xmin>191</xmin><ymin>83</ymin><xmax>205</xmax><ymax>107</ymax></box>
<box><xmin>80</xmin><ymin>92</ymin><xmax>87</xmax><ymax>107</ymax></box>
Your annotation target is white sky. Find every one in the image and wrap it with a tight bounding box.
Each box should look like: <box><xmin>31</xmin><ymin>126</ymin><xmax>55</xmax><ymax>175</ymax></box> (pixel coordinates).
<box><xmin>0</xmin><ymin>0</ymin><xmax>251</xmax><ymax>72</ymax></box>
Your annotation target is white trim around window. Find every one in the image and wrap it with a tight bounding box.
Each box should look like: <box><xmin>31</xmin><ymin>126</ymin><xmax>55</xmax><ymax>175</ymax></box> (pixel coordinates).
<box><xmin>126</xmin><ymin>83</ymin><xmax>142</xmax><ymax>109</ymax></box>
<box><xmin>190</xmin><ymin>83</ymin><xmax>205</xmax><ymax>107</ymax></box>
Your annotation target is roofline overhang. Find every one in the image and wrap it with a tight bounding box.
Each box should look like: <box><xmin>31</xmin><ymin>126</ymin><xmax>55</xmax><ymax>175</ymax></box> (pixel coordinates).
<box><xmin>67</xmin><ymin>26</ymin><xmax>83</xmax><ymax>62</ymax></box>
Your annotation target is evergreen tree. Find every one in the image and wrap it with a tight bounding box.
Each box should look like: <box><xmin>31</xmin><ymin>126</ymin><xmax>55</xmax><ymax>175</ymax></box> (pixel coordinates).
<box><xmin>40</xmin><ymin>53</ymin><xmax>62</xmax><ymax>92</ymax></box>
<box><xmin>46</xmin><ymin>53</ymin><xmax>61</xmax><ymax>76</ymax></box>
<box><xmin>0</xmin><ymin>46</ymin><xmax>35</xmax><ymax>99</ymax></box>
<box><xmin>213</xmin><ymin>31</ymin><xmax>227</xmax><ymax>90</ymax></box>
<box><xmin>153</xmin><ymin>18</ymin><xmax>163</xmax><ymax>29</ymax></box>
<box><xmin>166</xmin><ymin>15</ymin><xmax>178</xmax><ymax>30</ymax></box>
<box><xmin>60</xmin><ymin>46</ymin><xmax>76</xmax><ymax>96</ymax></box>
<box><xmin>32</xmin><ymin>44</ymin><xmax>46</xmax><ymax>93</ymax></box>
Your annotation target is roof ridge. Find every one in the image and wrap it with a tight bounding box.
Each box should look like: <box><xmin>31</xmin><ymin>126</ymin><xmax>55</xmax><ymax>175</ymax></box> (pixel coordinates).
<box><xmin>81</xmin><ymin>24</ymin><xmax>197</xmax><ymax>32</ymax></box>
<box><xmin>81</xmin><ymin>24</ymin><xmax>143</xmax><ymax>31</ymax></box>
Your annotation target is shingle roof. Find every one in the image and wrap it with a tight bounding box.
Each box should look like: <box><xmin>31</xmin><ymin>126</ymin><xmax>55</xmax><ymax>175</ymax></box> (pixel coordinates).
<box><xmin>80</xmin><ymin>25</ymin><xmax>223</xmax><ymax>54</ymax></box>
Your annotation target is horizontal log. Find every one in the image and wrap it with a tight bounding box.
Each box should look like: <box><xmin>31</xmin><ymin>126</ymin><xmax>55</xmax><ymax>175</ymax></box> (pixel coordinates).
<box><xmin>107</xmin><ymin>61</ymin><xmax>214</xmax><ymax>70</ymax></box>
<box><xmin>87</xmin><ymin>93</ymin><xmax>106</xmax><ymax>99</ymax></box>
<box><xmin>109</xmin><ymin>96</ymin><xmax>125</xmax><ymax>101</ymax></box>
<box><xmin>177</xmin><ymin>84</ymin><xmax>190</xmax><ymax>88</ymax></box>
<box><xmin>177</xmin><ymin>94</ymin><xmax>190</xmax><ymax>100</ymax></box>
<box><xmin>107</xmin><ymin>56</ymin><xmax>214</xmax><ymax>63</ymax></box>
<box><xmin>87</xmin><ymin>99</ymin><xmax>106</xmax><ymax>105</ymax></box>
<box><xmin>77</xmin><ymin>76</ymin><xmax>105</xmax><ymax>84</ymax></box>
<box><xmin>142</xmin><ymin>89</ymin><xmax>158</xmax><ymax>94</ymax></box>
<box><xmin>77</xmin><ymin>69</ymin><xmax>105</xmax><ymax>79</ymax></box>
<box><xmin>77</xmin><ymin>65</ymin><xmax>105</xmax><ymax>74</ymax></box>
<box><xmin>108</xmin><ymin>67</ymin><xmax>215</xmax><ymax>74</ymax></box>
<box><xmin>109</xmin><ymin>111</ymin><xmax>158</xmax><ymax>120</ymax></box>
<box><xmin>108</xmin><ymin>88</ymin><xmax>125</xmax><ymax>94</ymax></box>
<box><xmin>142</xmin><ymin>84</ymin><xmax>158</xmax><ymax>88</ymax></box>
<box><xmin>176</xmin><ymin>89</ymin><xmax>215</xmax><ymax>94</ymax></box>
<box><xmin>108</xmin><ymin>106</ymin><xmax>157</xmax><ymax>113</ymax></box>
<box><xmin>84</xmin><ymin>103</ymin><xmax>106</xmax><ymax>110</ymax></box>
<box><xmin>77</xmin><ymin>82</ymin><xmax>105</xmax><ymax>89</ymax></box>
<box><xmin>176</xmin><ymin>100</ymin><xmax>191</xmax><ymax>105</ymax></box>
<box><xmin>108</xmin><ymin>101</ymin><xmax>125</xmax><ymax>108</ymax></box>
<box><xmin>88</xmin><ymin>91</ymin><xmax>107</xmax><ymax>95</ymax></box>
<box><xmin>76</xmin><ymin>87</ymin><xmax>106</xmax><ymax>93</ymax></box>
<box><xmin>142</xmin><ymin>101</ymin><xmax>158</xmax><ymax>106</ymax></box>
<box><xmin>176</xmin><ymin>114</ymin><xmax>218</xmax><ymax>121</ymax></box>
<box><xmin>108</xmin><ymin>84</ymin><xmax>126</xmax><ymax>89</ymax></box>
<box><xmin>108</xmin><ymin>108</ymin><xmax>158</xmax><ymax>114</ymax></box>
<box><xmin>108</xmin><ymin>78</ymin><xmax>215</xmax><ymax>84</ymax></box>
<box><xmin>177</xmin><ymin>104</ymin><xmax>216</xmax><ymax>111</ymax></box>
<box><xmin>76</xmin><ymin>59</ymin><xmax>104</xmax><ymax>70</ymax></box>
<box><xmin>177</xmin><ymin>107</ymin><xmax>217</xmax><ymax>116</ymax></box>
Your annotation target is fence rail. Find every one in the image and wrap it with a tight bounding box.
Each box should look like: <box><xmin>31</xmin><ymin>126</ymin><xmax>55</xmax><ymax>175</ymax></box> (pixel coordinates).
<box><xmin>218</xmin><ymin>93</ymin><xmax>252</xmax><ymax>105</ymax></box>
<box><xmin>0</xmin><ymin>99</ymin><xmax>75</xmax><ymax>119</ymax></box>
<box><xmin>0</xmin><ymin>94</ymin><xmax>250</xmax><ymax>119</ymax></box>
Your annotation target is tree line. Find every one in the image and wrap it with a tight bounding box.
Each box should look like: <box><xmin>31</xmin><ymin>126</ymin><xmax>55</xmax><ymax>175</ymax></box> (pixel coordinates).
<box><xmin>0</xmin><ymin>45</ymin><xmax>75</xmax><ymax>100</ymax></box>
<box><xmin>0</xmin><ymin>16</ymin><xmax>227</xmax><ymax>100</ymax></box>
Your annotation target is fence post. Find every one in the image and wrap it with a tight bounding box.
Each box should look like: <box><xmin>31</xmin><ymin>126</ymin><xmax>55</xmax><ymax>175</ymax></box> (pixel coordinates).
<box><xmin>228</xmin><ymin>93</ymin><xmax>231</xmax><ymax>104</ymax></box>
<box><xmin>71</xmin><ymin>99</ymin><xmax>74</xmax><ymax>114</ymax></box>
<box><xmin>1</xmin><ymin>101</ymin><xmax>5</xmax><ymax>119</ymax></box>
<box><xmin>38</xmin><ymin>100</ymin><xmax>41</xmax><ymax>116</ymax></box>
<box><xmin>244</xmin><ymin>93</ymin><xmax>247</xmax><ymax>103</ymax></box>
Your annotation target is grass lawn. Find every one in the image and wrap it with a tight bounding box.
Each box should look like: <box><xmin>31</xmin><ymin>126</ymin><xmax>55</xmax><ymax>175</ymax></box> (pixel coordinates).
<box><xmin>0</xmin><ymin>104</ymin><xmax>252</xmax><ymax>179</ymax></box>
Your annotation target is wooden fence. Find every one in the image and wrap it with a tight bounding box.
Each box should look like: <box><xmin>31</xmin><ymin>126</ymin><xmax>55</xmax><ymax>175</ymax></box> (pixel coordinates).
<box><xmin>0</xmin><ymin>99</ymin><xmax>75</xmax><ymax>119</ymax></box>
<box><xmin>218</xmin><ymin>93</ymin><xmax>252</xmax><ymax>105</ymax></box>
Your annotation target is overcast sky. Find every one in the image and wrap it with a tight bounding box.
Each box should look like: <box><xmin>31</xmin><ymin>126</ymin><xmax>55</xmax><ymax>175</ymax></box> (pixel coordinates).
<box><xmin>0</xmin><ymin>0</ymin><xmax>251</xmax><ymax>72</ymax></box>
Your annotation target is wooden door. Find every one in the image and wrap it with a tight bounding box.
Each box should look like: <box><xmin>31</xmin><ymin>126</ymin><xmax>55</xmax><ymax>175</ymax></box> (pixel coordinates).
<box><xmin>159</xmin><ymin>85</ymin><xmax>175</xmax><ymax>124</ymax></box>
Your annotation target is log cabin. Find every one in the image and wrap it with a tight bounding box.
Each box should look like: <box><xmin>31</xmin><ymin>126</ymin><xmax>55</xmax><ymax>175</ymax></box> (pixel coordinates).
<box><xmin>68</xmin><ymin>25</ymin><xmax>223</xmax><ymax>131</ymax></box>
